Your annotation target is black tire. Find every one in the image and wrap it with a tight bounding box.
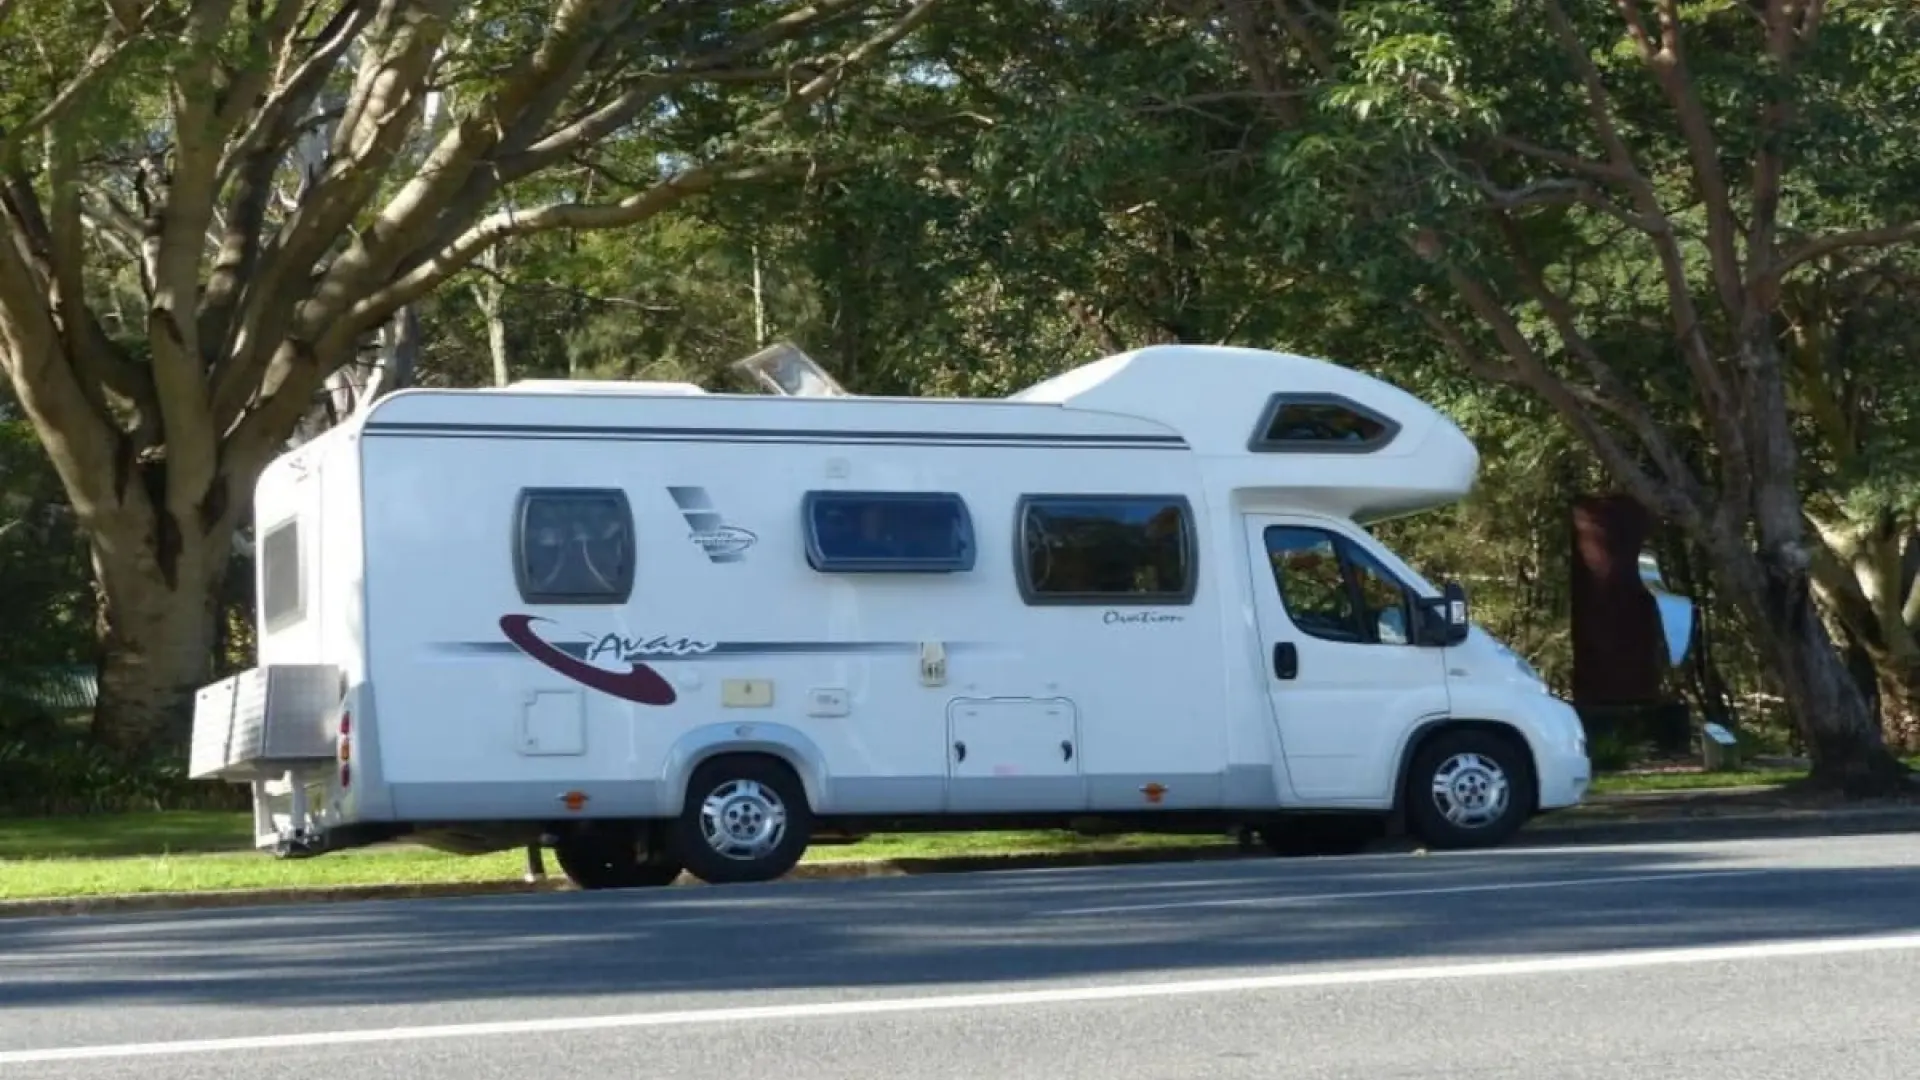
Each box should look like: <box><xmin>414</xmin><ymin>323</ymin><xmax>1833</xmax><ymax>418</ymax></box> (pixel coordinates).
<box><xmin>670</xmin><ymin>755</ymin><xmax>813</xmax><ymax>885</ymax></box>
<box><xmin>552</xmin><ymin>828</ymin><xmax>684</xmax><ymax>890</ymax></box>
<box><xmin>1257</xmin><ymin>813</ymin><xmax>1384</xmax><ymax>857</ymax></box>
<box><xmin>1403</xmin><ymin>727</ymin><xmax>1533</xmax><ymax>850</ymax></box>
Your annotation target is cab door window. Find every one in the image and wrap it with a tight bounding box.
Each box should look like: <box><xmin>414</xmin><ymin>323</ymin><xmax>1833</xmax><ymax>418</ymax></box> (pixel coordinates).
<box><xmin>1263</xmin><ymin>525</ymin><xmax>1412</xmax><ymax>645</ymax></box>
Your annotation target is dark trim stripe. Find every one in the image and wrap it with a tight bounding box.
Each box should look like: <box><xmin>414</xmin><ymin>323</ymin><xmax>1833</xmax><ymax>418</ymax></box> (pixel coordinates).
<box><xmin>433</xmin><ymin>640</ymin><xmax>991</xmax><ymax>660</ymax></box>
<box><xmin>363</xmin><ymin>420</ymin><xmax>1188</xmax><ymax>450</ymax></box>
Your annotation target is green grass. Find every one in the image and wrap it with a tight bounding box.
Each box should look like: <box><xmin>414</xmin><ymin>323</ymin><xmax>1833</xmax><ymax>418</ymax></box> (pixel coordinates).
<box><xmin>0</xmin><ymin>810</ymin><xmax>255</xmax><ymax>861</ymax></box>
<box><xmin>1586</xmin><ymin>768</ymin><xmax>1803</xmax><ymax>795</ymax></box>
<box><xmin>1587</xmin><ymin>754</ymin><xmax>1920</xmax><ymax>796</ymax></box>
<box><xmin>0</xmin><ymin>811</ymin><xmax>1228</xmax><ymax>902</ymax></box>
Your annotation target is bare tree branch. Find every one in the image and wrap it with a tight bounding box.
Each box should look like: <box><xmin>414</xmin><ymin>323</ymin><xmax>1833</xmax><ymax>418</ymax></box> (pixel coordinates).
<box><xmin>0</xmin><ymin>11</ymin><xmax>150</xmax><ymax>162</ymax></box>
<box><xmin>223</xmin><ymin>0</ymin><xmax>944</xmax><ymax>474</ymax></box>
<box><xmin>1772</xmin><ymin>223</ymin><xmax>1920</xmax><ymax>281</ymax></box>
<box><xmin>1410</xmin><ymin>229</ymin><xmax>1697</xmax><ymax>527</ymax></box>
<box><xmin>403</xmin><ymin>0</ymin><xmax>886</xmax><ymax>273</ymax></box>
<box><xmin>1489</xmin><ymin>134</ymin><xmax>1638</xmax><ymax>183</ymax></box>
<box><xmin>141</xmin><ymin>0</ymin><xmax>248</xmax><ymax>524</ymax></box>
<box><xmin>348</xmin><ymin>0</ymin><xmax>941</xmax><ymax>333</ymax></box>
<box><xmin>0</xmin><ymin>188</ymin><xmax>122</xmax><ymax>506</ymax></box>
<box><xmin>1488</xmin><ymin>212</ymin><xmax>1704</xmax><ymax>506</ymax></box>
<box><xmin>1538</xmin><ymin>0</ymin><xmax>1752</xmax><ymax>529</ymax></box>
<box><xmin>217</xmin><ymin>0</ymin><xmax>455</xmax><ymax>427</ymax></box>
<box><xmin>200</xmin><ymin>0</ymin><xmax>378</xmax><ymax>372</ymax></box>
<box><xmin>1614</xmin><ymin>0</ymin><xmax>1749</xmax><ymax>320</ymax></box>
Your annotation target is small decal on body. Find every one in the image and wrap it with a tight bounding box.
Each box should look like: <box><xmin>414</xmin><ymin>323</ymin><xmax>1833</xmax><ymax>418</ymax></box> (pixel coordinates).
<box><xmin>667</xmin><ymin>486</ymin><xmax>758</xmax><ymax>562</ymax></box>
<box><xmin>1103</xmin><ymin>610</ymin><xmax>1185</xmax><ymax>625</ymax></box>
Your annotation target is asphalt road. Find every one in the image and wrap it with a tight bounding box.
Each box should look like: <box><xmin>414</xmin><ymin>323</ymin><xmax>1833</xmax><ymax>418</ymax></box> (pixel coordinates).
<box><xmin>3</xmin><ymin>833</ymin><xmax>1919</xmax><ymax>1079</ymax></box>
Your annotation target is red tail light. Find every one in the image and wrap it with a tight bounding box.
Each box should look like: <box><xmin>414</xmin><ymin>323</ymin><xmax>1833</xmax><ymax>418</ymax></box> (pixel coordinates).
<box><xmin>338</xmin><ymin>710</ymin><xmax>352</xmax><ymax>787</ymax></box>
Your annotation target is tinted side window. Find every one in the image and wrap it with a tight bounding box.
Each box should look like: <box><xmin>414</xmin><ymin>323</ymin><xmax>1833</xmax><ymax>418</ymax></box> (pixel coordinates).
<box><xmin>515</xmin><ymin>488</ymin><xmax>635</xmax><ymax>604</ymax></box>
<box><xmin>1019</xmin><ymin>495</ymin><xmax>1195</xmax><ymax>604</ymax></box>
<box><xmin>804</xmin><ymin>491</ymin><xmax>975</xmax><ymax>573</ymax></box>
<box><xmin>1263</xmin><ymin>525</ymin><xmax>1413</xmax><ymax>645</ymax></box>
<box><xmin>1264</xmin><ymin>526</ymin><xmax>1360</xmax><ymax>641</ymax></box>
<box><xmin>1250</xmin><ymin>394</ymin><xmax>1399</xmax><ymax>452</ymax></box>
<box><xmin>260</xmin><ymin>518</ymin><xmax>303</xmax><ymax>631</ymax></box>
<box><xmin>1347</xmin><ymin>544</ymin><xmax>1412</xmax><ymax>645</ymax></box>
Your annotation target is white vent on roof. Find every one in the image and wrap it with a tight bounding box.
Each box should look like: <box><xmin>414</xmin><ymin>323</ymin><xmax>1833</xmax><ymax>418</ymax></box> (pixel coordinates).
<box><xmin>732</xmin><ymin>342</ymin><xmax>850</xmax><ymax>397</ymax></box>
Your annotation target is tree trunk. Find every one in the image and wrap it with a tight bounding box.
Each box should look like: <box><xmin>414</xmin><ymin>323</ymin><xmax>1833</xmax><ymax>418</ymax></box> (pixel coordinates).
<box><xmin>1714</xmin><ymin>535</ymin><xmax>1912</xmax><ymax>794</ymax></box>
<box><xmin>1873</xmin><ymin>656</ymin><xmax>1920</xmax><ymax>754</ymax></box>
<box><xmin>87</xmin><ymin>504</ymin><xmax>235</xmax><ymax>758</ymax></box>
<box><xmin>1803</xmin><ymin>506</ymin><xmax>1920</xmax><ymax>754</ymax></box>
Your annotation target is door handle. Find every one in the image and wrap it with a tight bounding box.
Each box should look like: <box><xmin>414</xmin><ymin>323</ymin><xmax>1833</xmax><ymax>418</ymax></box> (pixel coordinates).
<box><xmin>1272</xmin><ymin>642</ymin><xmax>1299</xmax><ymax>680</ymax></box>
<box><xmin>1061</xmin><ymin>740</ymin><xmax>1073</xmax><ymax>762</ymax></box>
<box><xmin>954</xmin><ymin>741</ymin><xmax>967</xmax><ymax>762</ymax></box>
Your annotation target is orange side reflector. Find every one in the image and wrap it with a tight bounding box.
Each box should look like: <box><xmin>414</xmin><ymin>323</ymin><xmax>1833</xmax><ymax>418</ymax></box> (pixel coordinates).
<box><xmin>561</xmin><ymin>791</ymin><xmax>589</xmax><ymax>812</ymax></box>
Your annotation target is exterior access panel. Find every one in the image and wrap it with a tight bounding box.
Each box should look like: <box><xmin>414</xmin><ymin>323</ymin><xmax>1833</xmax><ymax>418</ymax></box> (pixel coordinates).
<box><xmin>189</xmin><ymin>664</ymin><xmax>343</xmax><ymax>782</ymax></box>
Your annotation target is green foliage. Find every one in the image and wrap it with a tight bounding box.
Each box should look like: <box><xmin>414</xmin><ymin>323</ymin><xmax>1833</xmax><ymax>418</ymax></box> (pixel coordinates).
<box><xmin>2</xmin><ymin>0</ymin><xmax>1915</xmax><ymax>810</ymax></box>
<box><xmin>0</xmin><ymin>402</ymin><xmax>93</xmax><ymax>674</ymax></box>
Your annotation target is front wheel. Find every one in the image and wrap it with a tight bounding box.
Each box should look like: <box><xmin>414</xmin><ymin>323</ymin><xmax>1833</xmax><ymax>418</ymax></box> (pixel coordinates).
<box><xmin>670</xmin><ymin>756</ymin><xmax>813</xmax><ymax>885</ymax></box>
<box><xmin>1404</xmin><ymin>728</ymin><xmax>1533</xmax><ymax>850</ymax></box>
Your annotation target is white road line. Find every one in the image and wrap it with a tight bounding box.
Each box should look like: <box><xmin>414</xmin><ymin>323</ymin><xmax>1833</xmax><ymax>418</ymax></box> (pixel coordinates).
<box><xmin>7</xmin><ymin>930</ymin><xmax>1920</xmax><ymax>1066</ymax></box>
<box><xmin>1048</xmin><ymin>868</ymin><xmax>1775</xmax><ymax>917</ymax></box>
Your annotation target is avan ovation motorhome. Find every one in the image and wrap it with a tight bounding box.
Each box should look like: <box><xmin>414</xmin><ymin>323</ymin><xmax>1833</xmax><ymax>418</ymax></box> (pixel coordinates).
<box><xmin>188</xmin><ymin>343</ymin><xmax>1591</xmax><ymax>888</ymax></box>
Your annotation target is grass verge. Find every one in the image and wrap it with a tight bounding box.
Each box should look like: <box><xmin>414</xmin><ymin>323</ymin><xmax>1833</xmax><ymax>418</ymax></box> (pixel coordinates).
<box><xmin>0</xmin><ymin>814</ymin><xmax>1228</xmax><ymax>902</ymax></box>
<box><xmin>1586</xmin><ymin>768</ymin><xmax>1799</xmax><ymax>794</ymax></box>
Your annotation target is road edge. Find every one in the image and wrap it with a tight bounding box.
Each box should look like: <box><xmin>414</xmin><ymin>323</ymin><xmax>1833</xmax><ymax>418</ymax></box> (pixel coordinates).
<box><xmin>5</xmin><ymin>803</ymin><xmax>1917</xmax><ymax>920</ymax></box>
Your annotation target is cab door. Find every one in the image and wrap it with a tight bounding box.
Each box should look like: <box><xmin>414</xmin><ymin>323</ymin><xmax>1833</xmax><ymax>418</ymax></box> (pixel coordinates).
<box><xmin>1243</xmin><ymin>515</ymin><xmax>1451</xmax><ymax>803</ymax></box>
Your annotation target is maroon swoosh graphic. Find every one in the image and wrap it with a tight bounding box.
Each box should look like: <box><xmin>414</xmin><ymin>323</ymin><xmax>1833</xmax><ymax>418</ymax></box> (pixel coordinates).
<box><xmin>498</xmin><ymin>614</ymin><xmax>678</xmax><ymax>706</ymax></box>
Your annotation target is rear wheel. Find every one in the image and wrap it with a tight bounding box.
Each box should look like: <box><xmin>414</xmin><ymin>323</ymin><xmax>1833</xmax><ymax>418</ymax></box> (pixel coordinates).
<box><xmin>552</xmin><ymin>827</ymin><xmax>684</xmax><ymax>890</ymax></box>
<box><xmin>1403</xmin><ymin>728</ymin><xmax>1532</xmax><ymax>850</ymax></box>
<box><xmin>670</xmin><ymin>755</ymin><xmax>813</xmax><ymax>885</ymax></box>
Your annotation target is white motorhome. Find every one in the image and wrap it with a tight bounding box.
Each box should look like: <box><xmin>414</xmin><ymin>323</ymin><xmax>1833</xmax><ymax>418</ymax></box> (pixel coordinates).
<box><xmin>189</xmin><ymin>343</ymin><xmax>1591</xmax><ymax>888</ymax></box>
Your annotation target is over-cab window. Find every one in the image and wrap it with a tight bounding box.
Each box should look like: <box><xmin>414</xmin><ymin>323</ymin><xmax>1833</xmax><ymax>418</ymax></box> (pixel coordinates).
<box><xmin>514</xmin><ymin>488</ymin><xmax>635</xmax><ymax>605</ymax></box>
<box><xmin>1017</xmin><ymin>494</ymin><xmax>1196</xmax><ymax>604</ymax></box>
<box><xmin>260</xmin><ymin>517</ymin><xmax>304</xmax><ymax>632</ymax></box>
<box><xmin>803</xmin><ymin>491</ymin><xmax>975</xmax><ymax>573</ymax></box>
<box><xmin>1249</xmin><ymin>393</ymin><xmax>1399</xmax><ymax>453</ymax></box>
<box><xmin>1264</xmin><ymin>525</ymin><xmax>1411</xmax><ymax>644</ymax></box>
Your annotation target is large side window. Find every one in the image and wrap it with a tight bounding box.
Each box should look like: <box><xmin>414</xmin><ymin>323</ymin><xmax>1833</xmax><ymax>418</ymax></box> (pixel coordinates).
<box><xmin>803</xmin><ymin>491</ymin><xmax>975</xmax><ymax>573</ymax></box>
<box><xmin>1018</xmin><ymin>494</ymin><xmax>1196</xmax><ymax>604</ymax></box>
<box><xmin>260</xmin><ymin>517</ymin><xmax>304</xmax><ymax>632</ymax></box>
<box><xmin>1248</xmin><ymin>393</ymin><xmax>1400</xmax><ymax>453</ymax></box>
<box><xmin>514</xmin><ymin>488</ymin><xmax>636</xmax><ymax>605</ymax></box>
<box><xmin>1264</xmin><ymin>525</ymin><xmax>1412</xmax><ymax>644</ymax></box>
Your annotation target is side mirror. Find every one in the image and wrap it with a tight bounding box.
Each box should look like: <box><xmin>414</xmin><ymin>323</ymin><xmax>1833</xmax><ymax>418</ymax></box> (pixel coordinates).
<box><xmin>1414</xmin><ymin>581</ymin><xmax>1471</xmax><ymax>647</ymax></box>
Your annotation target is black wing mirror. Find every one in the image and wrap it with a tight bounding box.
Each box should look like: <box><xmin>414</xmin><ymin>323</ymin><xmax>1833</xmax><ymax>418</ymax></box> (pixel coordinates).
<box><xmin>1414</xmin><ymin>581</ymin><xmax>1471</xmax><ymax>647</ymax></box>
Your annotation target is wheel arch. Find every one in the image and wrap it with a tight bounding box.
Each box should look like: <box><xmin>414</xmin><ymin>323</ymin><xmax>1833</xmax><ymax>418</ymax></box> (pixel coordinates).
<box><xmin>659</xmin><ymin>723</ymin><xmax>828</xmax><ymax>816</ymax></box>
<box><xmin>1390</xmin><ymin>718</ymin><xmax>1541</xmax><ymax>817</ymax></box>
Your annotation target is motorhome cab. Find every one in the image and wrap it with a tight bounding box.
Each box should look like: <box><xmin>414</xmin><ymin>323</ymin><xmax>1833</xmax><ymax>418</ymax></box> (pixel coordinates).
<box><xmin>189</xmin><ymin>343</ymin><xmax>1591</xmax><ymax>889</ymax></box>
